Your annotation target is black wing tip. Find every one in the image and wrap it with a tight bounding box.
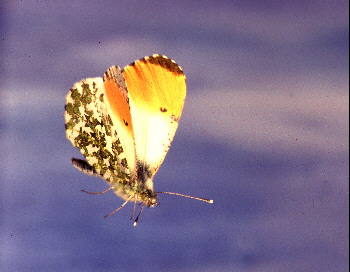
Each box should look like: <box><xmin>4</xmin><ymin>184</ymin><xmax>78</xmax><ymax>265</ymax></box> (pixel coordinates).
<box><xmin>133</xmin><ymin>54</ymin><xmax>185</xmax><ymax>76</ymax></box>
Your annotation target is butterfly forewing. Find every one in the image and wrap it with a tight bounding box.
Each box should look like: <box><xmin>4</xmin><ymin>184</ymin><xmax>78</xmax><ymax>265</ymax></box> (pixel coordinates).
<box><xmin>123</xmin><ymin>55</ymin><xmax>186</xmax><ymax>175</ymax></box>
<box><xmin>103</xmin><ymin>66</ymin><xmax>137</xmax><ymax>176</ymax></box>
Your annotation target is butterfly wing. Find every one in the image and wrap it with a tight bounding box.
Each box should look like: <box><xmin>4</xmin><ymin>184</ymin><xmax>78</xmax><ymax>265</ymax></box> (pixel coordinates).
<box><xmin>123</xmin><ymin>55</ymin><xmax>186</xmax><ymax>176</ymax></box>
<box><xmin>64</xmin><ymin>68</ymin><xmax>137</xmax><ymax>196</ymax></box>
<box><xmin>103</xmin><ymin>66</ymin><xmax>136</xmax><ymax>174</ymax></box>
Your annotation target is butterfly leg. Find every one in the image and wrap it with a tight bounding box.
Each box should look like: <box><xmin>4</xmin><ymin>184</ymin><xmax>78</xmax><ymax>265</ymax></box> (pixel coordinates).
<box><xmin>104</xmin><ymin>195</ymin><xmax>133</xmax><ymax>218</ymax></box>
<box><xmin>81</xmin><ymin>187</ymin><xmax>113</xmax><ymax>195</ymax></box>
<box><xmin>130</xmin><ymin>194</ymin><xmax>138</xmax><ymax>220</ymax></box>
<box><xmin>133</xmin><ymin>204</ymin><xmax>145</xmax><ymax>226</ymax></box>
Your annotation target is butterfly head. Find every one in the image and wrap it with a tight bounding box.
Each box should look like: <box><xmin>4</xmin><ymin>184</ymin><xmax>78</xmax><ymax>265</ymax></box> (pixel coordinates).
<box><xmin>137</xmin><ymin>188</ymin><xmax>159</xmax><ymax>207</ymax></box>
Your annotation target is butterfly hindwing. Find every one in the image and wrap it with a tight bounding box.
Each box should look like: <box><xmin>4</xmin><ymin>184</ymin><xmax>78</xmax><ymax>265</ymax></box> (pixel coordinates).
<box><xmin>64</xmin><ymin>76</ymin><xmax>134</xmax><ymax>199</ymax></box>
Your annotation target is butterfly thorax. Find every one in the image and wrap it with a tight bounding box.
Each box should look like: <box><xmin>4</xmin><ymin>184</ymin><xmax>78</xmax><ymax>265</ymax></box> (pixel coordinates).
<box><xmin>109</xmin><ymin>179</ymin><xmax>158</xmax><ymax>207</ymax></box>
<box><xmin>109</xmin><ymin>162</ymin><xmax>158</xmax><ymax>207</ymax></box>
<box><xmin>128</xmin><ymin>185</ymin><xmax>159</xmax><ymax>207</ymax></box>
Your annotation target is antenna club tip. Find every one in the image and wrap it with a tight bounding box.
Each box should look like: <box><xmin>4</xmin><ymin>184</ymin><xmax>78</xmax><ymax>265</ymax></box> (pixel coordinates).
<box><xmin>133</xmin><ymin>222</ymin><xmax>138</xmax><ymax>227</ymax></box>
<box><xmin>209</xmin><ymin>200</ymin><xmax>214</xmax><ymax>204</ymax></box>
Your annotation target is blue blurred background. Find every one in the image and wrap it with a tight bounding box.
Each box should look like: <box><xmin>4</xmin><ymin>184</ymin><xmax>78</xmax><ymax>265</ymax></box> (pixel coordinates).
<box><xmin>1</xmin><ymin>1</ymin><xmax>348</xmax><ymax>271</ymax></box>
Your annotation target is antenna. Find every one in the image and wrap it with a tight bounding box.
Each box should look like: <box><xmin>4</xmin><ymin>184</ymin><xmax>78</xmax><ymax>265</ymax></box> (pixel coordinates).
<box><xmin>156</xmin><ymin>191</ymin><xmax>214</xmax><ymax>203</ymax></box>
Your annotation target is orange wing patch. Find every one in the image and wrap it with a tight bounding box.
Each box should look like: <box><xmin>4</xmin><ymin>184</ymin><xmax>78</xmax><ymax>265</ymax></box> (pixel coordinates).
<box><xmin>104</xmin><ymin>66</ymin><xmax>133</xmax><ymax>134</ymax></box>
<box><xmin>123</xmin><ymin>55</ymin><xmax>186</xmax><ymax>121</ymax></box>
<box><xmin>102</xmin><ymin>66</ymin><xmax>137</xmax><ymax>177</ymax></box>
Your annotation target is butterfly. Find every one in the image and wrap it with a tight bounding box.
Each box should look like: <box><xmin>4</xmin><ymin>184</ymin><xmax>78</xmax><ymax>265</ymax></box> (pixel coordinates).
<box><xmin>65</xmin><ymin>54</ymin><xmax>212</xmax><ymax>225</ymax></box>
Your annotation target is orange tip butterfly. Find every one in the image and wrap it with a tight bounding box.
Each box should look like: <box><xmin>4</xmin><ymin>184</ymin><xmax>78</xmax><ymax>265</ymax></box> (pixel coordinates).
<box><xmin>65</xmin><ymin>54</ymin><xmax>213</xmax><ymax>225</ymax></box>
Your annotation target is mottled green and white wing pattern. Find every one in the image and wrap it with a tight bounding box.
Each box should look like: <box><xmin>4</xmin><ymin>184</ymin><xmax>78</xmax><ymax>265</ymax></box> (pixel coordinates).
<box><xmin>64</xmin><ymin>78</ymin><xmax>132</xmax><ymax>192</ymax></box>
